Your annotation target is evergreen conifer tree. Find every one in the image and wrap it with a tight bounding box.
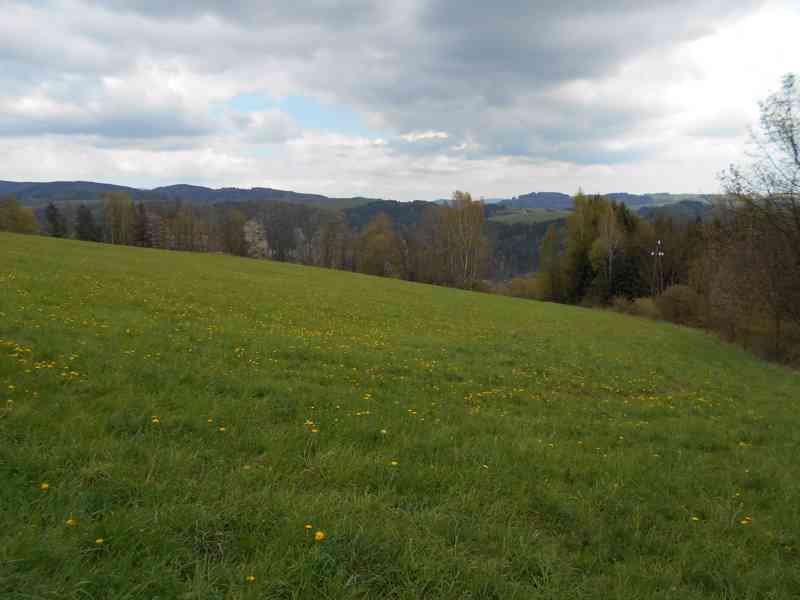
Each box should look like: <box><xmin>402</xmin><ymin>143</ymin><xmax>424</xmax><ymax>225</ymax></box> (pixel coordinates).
<box><xmin>75</xmin><ymin>204</ymin><xmax>100</xmax><ymax>241</ymax></box>
<box><xmin>45</xmin><ymin>202</ymin><xmax>67</xmax><ymax>238</ymax></box>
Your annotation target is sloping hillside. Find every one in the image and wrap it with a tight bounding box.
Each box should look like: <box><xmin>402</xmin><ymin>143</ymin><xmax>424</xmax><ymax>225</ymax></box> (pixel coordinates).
<box><xmin>1</xmin><ymin>233</ymin><xmax>798</xmax><ymax>599</ymax></box>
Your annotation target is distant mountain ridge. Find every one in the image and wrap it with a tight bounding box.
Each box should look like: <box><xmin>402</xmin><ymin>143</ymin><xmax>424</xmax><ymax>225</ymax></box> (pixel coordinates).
<box><xmin>497</xmin><ymin>192</ymin><xmax>716</xmax><ymax>210</ymax></box>
<box><xmin>1</xmin><ymin>180</ymin><xmax>717</xmax><ymax>212</ymax></box>
<box><xmin>0</xmin><ymin>180</ymin><xmax>154</xmax><ymax>204</ymax></box>
<box><xmin>0</xmin><ymin>180</ymin><xmax>380</xmax><ymax>210</ymax></box>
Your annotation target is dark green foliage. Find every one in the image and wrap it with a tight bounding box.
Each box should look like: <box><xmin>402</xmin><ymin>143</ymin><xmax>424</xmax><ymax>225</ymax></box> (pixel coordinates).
<box><xmin>131</xmin><ymin>202</ymin><xmax>151</xmax><ymax>247</ymax></box>
<box><xmin>75</xmin><ymin>204</ymin><xmax>101</xmax><ymax>242</ymax></box>
<box><xmin>540</xmin><ymin>194</ymin><xmax>701</xmax><ymax>305</ymax></box>
<box><xmin>537</xmin><ymin>224</ymin><xmax>565</xmax><ymax>301</ymax></box>
<box><xmin>488</xmin><ymin>219</ymin><xmax>563</xmax><ymax>278</ymax></box>
<box><xmin>45</xmin><ymin>202</ymin><xmax>68</xmax><ymax>238</ymax></box>
<box><xmin>345</xmin><ymin>200</ymin><xmax>432</xmax><ymax>230</ymax></box>
<box><xmin>639</xmin><ymin>200</ymin><xmax>714</xmax><ymax>222</ymax></box>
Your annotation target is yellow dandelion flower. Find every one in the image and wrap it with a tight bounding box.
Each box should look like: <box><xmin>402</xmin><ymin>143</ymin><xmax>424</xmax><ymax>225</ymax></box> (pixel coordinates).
<box><xmin>310</xmin><ymin>428</ymin><xmax>319</xmax><ymax>433</ymax></box>
<box><xmin>95</xmin><ymin>538</ymin><xmax>104</xmax><ymax>545</ymax></box>
<box><xmin>314</xmin><ymin>530</ymin><xmax>326</xmax><ymax>542</ymax></box>
<box><xmin>218</xmin><ymin>426</ymin><xmax>226</xmax><ymax>432</ymax></box>
<box><xmin>40</xmin><ymin>482</ymin><xmax>50</xmax><ymax>492</ymax></box>
<box><xmin>246</xmin><ymin>575</ymin><xmax>256</xmax><ymax>583</ymax></box>
<box><xmin>380</xmin><ymin>429</ymin><xmax>387</xmax><ymax>435</ymax></box>
<box><xmin>207</xmin><ymin>417</ymin><xmax>213</xmax><ymax>423</ymax></box>
<box><xmin>65</xmin><ymin>517</ymin><xmax>77</xmax><ymax>527</ymax></box>
<box><xmin>304</xmin><ymin>523</ymin><xmax>313</xmax><ymax>530</ymax></box>
<box><xmin>691</xmin><ymin>516</ymin><xmax>700</xmax><ymax>522</ymax></box>
<box><xmin>390</xmin><ymin>460</ymin><xmax>399</xmax><ymax>466</ymax></box>
<box><xmin>151</xmin><ymin>416</ymin><xmax>160</xmax><ymax>424</ymax></box>
<box><xmin>740</xmin><ymin>516</ymin><xmax>753</xmax><ymax>525</ymax></box>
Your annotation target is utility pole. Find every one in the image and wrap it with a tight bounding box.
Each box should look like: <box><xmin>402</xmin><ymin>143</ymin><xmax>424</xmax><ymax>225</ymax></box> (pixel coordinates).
<box><xmin>650</xmin><ymin>239</ymin><xmax>665</xmax><ymax>296</ymax></box>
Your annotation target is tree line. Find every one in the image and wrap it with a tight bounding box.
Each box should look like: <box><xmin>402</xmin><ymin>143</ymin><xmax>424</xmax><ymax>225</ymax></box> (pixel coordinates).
<box><xmin>506</xmin><ymin>74</ymin><xmax>800</xmax><ymax>362</ymax></box>
<box><xmin>0</xmin><ymin>188</ymin><xmax>492</xmax><ymax>290</ymax></box>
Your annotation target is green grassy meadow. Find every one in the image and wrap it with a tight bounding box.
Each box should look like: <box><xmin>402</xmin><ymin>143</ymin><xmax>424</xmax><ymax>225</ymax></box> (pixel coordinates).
<box><xmin>487</xmin><ymin>207</ymin><xmax>571</xmax><ymax>225</ymax></box>
<box><xmin>1</xmin><ymin>232</ymin><xmax>799</xmax><ymax>599</ymax></box>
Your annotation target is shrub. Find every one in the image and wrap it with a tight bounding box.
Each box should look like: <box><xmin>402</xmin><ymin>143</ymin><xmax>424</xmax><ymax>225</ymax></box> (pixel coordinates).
<box><xmin>470</xmin><ymin>280</ymin><xmax>493</xmax><ymax>293</ymax></box>
<box><xmin>611</xmin><ymin>296</ymin><xmax>633</xmax><ymax>313</ymax></box>
<box><xmin>656</xmin><ymin>285</ymin><xmax>702</xmax><ymax>325</ymax></box>
<box><xmin>609</xmin><ymin>296</ymin><xmax>662</xmax><ymax>320</ymax></box>
<box><xmin>504</xmin><ymin>277</ymin><xmax>543</xmax><ymax>300</ymax></box>
<box><xmin>629</xmin><ymin>298</ymin><xmax>662</xmax><ymax>320</ymax></box>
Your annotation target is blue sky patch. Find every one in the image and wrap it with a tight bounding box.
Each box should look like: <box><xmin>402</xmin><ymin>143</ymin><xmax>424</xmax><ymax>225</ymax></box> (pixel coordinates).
<box><xmin>224</xmin><ymin>91</ymin><xmax>382</xmax><ymax>138</ymax></box>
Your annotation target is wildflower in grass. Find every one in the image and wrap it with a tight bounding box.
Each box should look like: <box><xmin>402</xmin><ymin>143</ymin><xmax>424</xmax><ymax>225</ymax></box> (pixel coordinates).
<box><xmin>380</xmin><ymin>429</ymin><xmax>387</xmax><ymax>435</ymax></box>
<box><xmin>95</xmin><ymin>538</ymin><xmax>104</xmax><ymax>545</ymax></box>
<box><xmin>314</xmin><ymin>530</ymin><xmax>326</xmax><ymax>542</ymax></box>
<box><xmin>304</xmin><ymin>524</ymin><xmax>313</xmax><ymax>534</ymax></box>
<box><xmin>691</xmin><ymin>516</ymin><xmax>701</xmax><ymax>522</ymax></box>
<box><xmin>740</xmin><ymin>515</ymin><xmax>753</xmax><ymax>525</ymax></box>
<box><xmin>311</xmin><ymin>428</ymin><xmax>319</xmax><ymax>433</ymax></box>
<box><xmin>390</xmin><ymin>460</ymin><xmax>399</xmax><ymax>466</ymax></box>
<box><xmin>207</xmin><ymin>417</ymin><xmax>213</xmax><ymax>423</ymax></box>
<box><xmin>39</xmin><ymin>482</ymin><xmax>50</xmax><ymax>491</ymax></box>
<box><xmin>246</xmin><ymin>575</ymin><xmax>256</xmax><ymax>583</ymax></box>
<box><xmin>218</xmin><ymin>426</ymin><xmax>226</xmax><ymax>432</ymax></box>
<box><xmin>66</xmin><ymin>517</ymin><xmax>77</xmax><ymax>527</ymax></box>
<box><xmin>151</xmin><ymin>416</ymin><xmax>160</xmax><ymax>424</ymax></box>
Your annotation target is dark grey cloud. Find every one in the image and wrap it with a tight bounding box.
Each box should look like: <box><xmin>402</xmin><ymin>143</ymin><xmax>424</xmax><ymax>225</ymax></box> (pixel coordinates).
<box><xmin>0</xmin><ymin>0</ymin><xmax>765</xmax><ymax>165</ymax></box>
<box><xmin>89</xmin><ymin>0</ymin><xmax>382</xmax><ymax>25</ymax></box>
<box><xmin>0</xmin><ymin>108</ymin><xmax>211</xmax><ymax>139</ymax></box>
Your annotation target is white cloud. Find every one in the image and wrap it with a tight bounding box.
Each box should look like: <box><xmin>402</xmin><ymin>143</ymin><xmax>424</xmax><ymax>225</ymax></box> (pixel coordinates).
<box><xmin>229</xmin><ymin>109</ymin><xmax>301</xmax><ymax>143</ymax></box>
<box><xmin>400</xmin><ymin>131</ymin><xmax>449</xmax><ymax>142</ymax></box>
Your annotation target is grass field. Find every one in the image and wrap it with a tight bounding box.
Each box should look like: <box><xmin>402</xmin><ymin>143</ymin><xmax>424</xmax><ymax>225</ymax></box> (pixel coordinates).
<box><xmin>1</xmin><ymin>232</ymin><xmax>799</xmax><ymax>599</ymax></box>
<box><xmin>487</xmin><ymin>207</ymin><xmax>571</xmax><ymax>225</ymax></box>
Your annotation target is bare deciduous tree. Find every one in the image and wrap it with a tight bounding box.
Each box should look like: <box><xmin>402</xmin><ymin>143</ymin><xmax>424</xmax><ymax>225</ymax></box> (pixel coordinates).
<box><xmin>442</xmin><ymin>191</ymin><xmax>488</xmax><ymax>289</ymax></box>
<box><xmin>715</xmin><ymin>73</ymin><xmax>800</xmax><ymax>355</ymax></box>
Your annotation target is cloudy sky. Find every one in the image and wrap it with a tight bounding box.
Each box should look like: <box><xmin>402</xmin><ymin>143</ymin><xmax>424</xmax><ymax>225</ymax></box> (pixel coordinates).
<box><xmin>1</xmin><ymin>1</ymin><xmax>798</xmax><ymax>200</ymax></box>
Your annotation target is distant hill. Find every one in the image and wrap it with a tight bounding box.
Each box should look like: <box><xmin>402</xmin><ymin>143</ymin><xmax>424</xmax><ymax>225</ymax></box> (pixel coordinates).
<box><xmin>605</xmin><ymin>192</ymin><xmax>657</xmax><ymax>207</ymax></box>
<box><xmin>1</xmin><ymin>179</ymin><xmax>722</xmax><ymax>213</ymax></box>
<box><xmin>151</xmin><ymin>184</ymin><xmax>375</xmax><ymax>210</ymax></box>
<box><xmin>498</xmin><ymin>192</ymin><xmax>573</xmax><ymax>210</ymax></box>
<box><xmin>0</xmin><ymin>180</ymin><xmax>378</xmax><ymax>210</ymax></box>
<box><xmin>345</xmin><ymin>200</ymin><xmax>434</xmax><ymax>230</ymax></box>
<box><xmin>495</xmin><ymin>192</ymin><xmax>720</xmax><ymax>211</ymax></box>
<box><xmin>0</xmin><ymin>181</ymin><xmax>154</xmax><ymax>206</ymax></box>
<box><xmin>638</xmin><ymin>199</ymin><xmax>715</xmax><ymax>222</ymax></box>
